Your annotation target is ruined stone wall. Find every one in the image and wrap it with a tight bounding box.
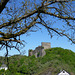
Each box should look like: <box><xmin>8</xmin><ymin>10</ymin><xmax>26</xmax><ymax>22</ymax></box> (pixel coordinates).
<box><xmin>41</xmin><ymin>49</ymin><xmax>46</xmax><ymax>57</ymax></box>
<box><xmin>33</xmin><ymin>46</ymin><xmax>44</xmax><ymax>58</ymax></box>
<box><xmin>29</xmin><ymin>42</ymin><xmax>51</xmax><ymax>58</ymax></box>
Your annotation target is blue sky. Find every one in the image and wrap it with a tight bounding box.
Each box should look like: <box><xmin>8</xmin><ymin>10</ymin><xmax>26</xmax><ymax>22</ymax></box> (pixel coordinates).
<box><xmin>0</xmin><ymin>0</ymin><xmax>75</xmax><ymax>56</ymax></box>
<box><xmin>0</xmin><ymin>28</ymin><xmax>75</xmax><ymax>56</ymax></box>
<box><xmin>0</xmin><ymin>24</ymin><xmax>75</xmax><ymax>56</ymax></box>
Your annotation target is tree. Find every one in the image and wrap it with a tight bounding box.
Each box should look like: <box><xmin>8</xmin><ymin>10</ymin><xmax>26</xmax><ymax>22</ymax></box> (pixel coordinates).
<box><xmin>0</xmin><ymin>0</ymin><xmax>75</xmax><ymax>56</ymax></box>
<box><xmin>0</xmin><ymin>0</ymin><xmax>9</xmax><ymax>13</ymax></box>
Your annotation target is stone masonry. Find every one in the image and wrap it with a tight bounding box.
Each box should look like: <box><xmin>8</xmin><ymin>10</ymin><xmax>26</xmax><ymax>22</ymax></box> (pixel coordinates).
<box><xmin>29</xmin><ymin>42</ymin><xmax>51</xmax><ymax>58</ymax></box>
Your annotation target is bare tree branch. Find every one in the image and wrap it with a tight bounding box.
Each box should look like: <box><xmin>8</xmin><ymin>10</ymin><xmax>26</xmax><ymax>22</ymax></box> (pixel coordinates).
<box><xmin>0</xmin><ymin>0</ymin><xmax>75</xmax><ymax>56</ymax></box>
<box><xmin>0</xmin><ymin>0</ymin><xmax>9</xmax><ymax>13</ymax></box>
<box><xmin>40</xmin><ymin>10</ymin><xmax>75</xmax><ymax>20</ymax></box>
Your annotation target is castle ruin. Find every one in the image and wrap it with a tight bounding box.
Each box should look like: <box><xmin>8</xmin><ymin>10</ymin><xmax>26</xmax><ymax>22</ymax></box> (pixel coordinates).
<box><xmin>29</xmin><ymin>42</ymin><xmax>51</xmax><ymax>58</ymax></box>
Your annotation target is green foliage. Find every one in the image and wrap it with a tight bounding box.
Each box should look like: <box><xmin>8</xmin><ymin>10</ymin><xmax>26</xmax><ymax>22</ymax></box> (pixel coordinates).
<box><xmin>0</xmin><ymin>47</ymin><xmax>75</xmax><ymax>75</ymax></box>
<box><xmin>0</xmin><ymin>69</ymin><xmax>5</xmax><ymax>75</ymax></box>
<box><xmin>29</xmin><ymin>49</ymin><xmax>33</xmax><ymax>52</ymax></box>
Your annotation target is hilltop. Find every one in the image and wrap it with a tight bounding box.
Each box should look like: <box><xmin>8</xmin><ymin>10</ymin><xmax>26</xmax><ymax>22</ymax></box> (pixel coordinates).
<box><xmin>0</xmin><ymin>47</ymin><xmax>75</xmax><ymax>75</ymax></box>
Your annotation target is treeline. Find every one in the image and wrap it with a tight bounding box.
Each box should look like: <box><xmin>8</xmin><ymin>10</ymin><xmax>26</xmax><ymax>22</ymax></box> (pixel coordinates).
<box><xmin>0</xmin><ymin>47</ymin><xmax>75</xmax><ymax>75</ymax></box>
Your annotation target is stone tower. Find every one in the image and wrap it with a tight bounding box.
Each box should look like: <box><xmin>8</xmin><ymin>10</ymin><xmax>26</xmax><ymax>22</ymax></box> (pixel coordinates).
<box><xmin>41</xmin><ymin>42</ymin><xmax>51</xmax><ymax>49</ymax></box>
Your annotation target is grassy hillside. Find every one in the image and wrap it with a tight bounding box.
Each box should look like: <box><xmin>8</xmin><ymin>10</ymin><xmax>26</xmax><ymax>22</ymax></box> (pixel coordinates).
<box><xmin>0</xmin><ymin>47</ymin><xmax>75</xmax><ymax>75</ymax></box>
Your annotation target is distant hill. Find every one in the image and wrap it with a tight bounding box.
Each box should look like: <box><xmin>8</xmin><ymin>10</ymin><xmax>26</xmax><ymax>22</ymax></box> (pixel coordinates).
<box><xmin>0</xmin><ymin>47</ymin><xmax>75</xmax><ymax>75</ymax></box>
